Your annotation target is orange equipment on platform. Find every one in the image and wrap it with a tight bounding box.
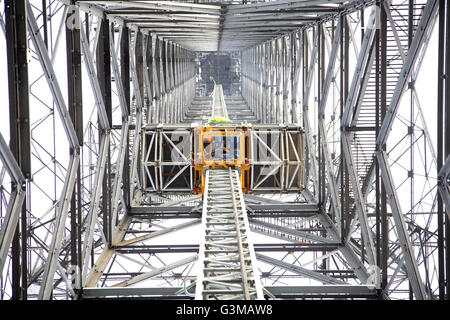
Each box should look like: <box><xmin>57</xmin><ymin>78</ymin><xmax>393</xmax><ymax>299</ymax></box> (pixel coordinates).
<box><xmin>193</xmin><ymin>125</ymin><xmax>251</xmax><ymax>194</ymax></box>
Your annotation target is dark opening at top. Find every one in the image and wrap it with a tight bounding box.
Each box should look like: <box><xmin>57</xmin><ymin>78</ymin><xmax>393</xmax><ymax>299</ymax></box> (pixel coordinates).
<box><xmin>196</xmin><ymin>52</ymin><xmax>241</xmax><ymax>96</ymax></box>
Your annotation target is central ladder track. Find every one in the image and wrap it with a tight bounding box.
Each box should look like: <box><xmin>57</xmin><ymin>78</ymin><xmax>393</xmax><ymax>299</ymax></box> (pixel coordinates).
<box><xmin>195</xmin><ymin>168</ymin><xmax>263</xmax><ymax>300</ymax></box>
<box><xmin>211</xmin><ymin>84</ymin><xmax>229</xmax><ymax>119</ymax></box>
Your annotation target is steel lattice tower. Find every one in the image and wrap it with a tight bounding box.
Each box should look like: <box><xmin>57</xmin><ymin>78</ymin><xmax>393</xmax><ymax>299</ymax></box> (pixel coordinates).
<box><xmin>0</xmin><ymin>0</ymin><xmax>449</xmax><ymax>301</ymax></box>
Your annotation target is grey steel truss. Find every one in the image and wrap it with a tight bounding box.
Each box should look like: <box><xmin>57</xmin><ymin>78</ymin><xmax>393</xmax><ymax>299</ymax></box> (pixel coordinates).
<box><xmin>0</xmin><ymin>0</ymin><xmax>448</xmax><ymax>301</ymax></box>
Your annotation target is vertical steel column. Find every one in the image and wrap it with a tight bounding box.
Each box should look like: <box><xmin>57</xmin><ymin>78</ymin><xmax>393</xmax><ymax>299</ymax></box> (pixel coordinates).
<box><xmin>283</xmin><ymin>35</ymin><xmax>291</xmax><ymax>124</ymax></box>
<box><xmin>135</xmin><ymin>31</ymin><xmax>144</xmax><ymax>190</ymax></box>
<box><xmin>340</xmin><ymin>16</ymin><xmax>350</xmax><ymax>240</ymax></box>
<box><xmin>269</xmin><ymin>41</ymin><xmax>276</xmax><ymax>123</ymax></box>
<box><xmin>247</xmin><ymin>47</ymin><xmax>251</xmax><ymax>113</ymax></box>
<box><xmin>159</xmin><ymin>38</ymin><xmax>166</xmax><ymax>122</ymax></box>
<box><xmin>243</xmin><ymin>48</ymin><xmax>249</xmax><ymax>115</ymax></box>
<box><xmin>375</xmin><ymin>0</ymin><xmax>388</xmax><ymax>296</ymax></box>
<box><xmin>142</xmin><ymin>33</ymin><xmax>151</xmax><ymax>121</ymax></box>
<box><xmin>79</xmin><ymin>19</ymin><xmax>111</xmax><ymax>284</ymax></box>
<box><xmin>5</xmin><ymin>0</ymin><xmax>30</xmax><ymax>300</ymax></box>
<box><xmin>251</xmin><ymin>47</ymin><xmax>256</xmax><ymax>117</ymax></box>
<box><xmin>292</xmin><ymin>31</ymin><xmax>303</xmax><ymax>124</ymax></box>
<box><xmin>437</xmin><ymin>0</ymin><xmax>449</xmax><ymax>300</ymax></box>
<box><xmin>164</xmin><ymin>40</ymin><xmax>170</xmax><ymax>123</ymax></box>
<box><xmin>265</xmin><ymin>42</ymin><xmax>270</xmax><ymax>123</ymax></box>
<box><xmin>380</xmin><ymin>1</ymin><xmax>389</xmax><ymax>294</ymax></box>
<box><xmin>152</xmin><ymin>36</ymin><xmax>160</xmax><ymax>123</ymax></box>
<box><xmin>275</xmin><ymin>38</ymin><xmax>282</xmax><ymax>123</ymax></box>
<box><xmin>445</xmin><ymin>0</ymin><xmax>450</xmax><ymax>298</ymax></box>
<box><xmin>256</xmin><ymin>44</ymin><xmax>262</xmax><ymax>122</ymax></box>
<box><xmin>165</xmin><ymin>40</ymin><xmax>171</xmax><ymax>123</ymax></box>
<box><xmin>129</xmin><ymin>29</ymin><xmax>144</xmax><ymax>198</ymax></box>
<box><xmin>66</xmin><ymin>4</ymin><xmax>83</xmax><ymax>291</ymax></box>
<box><xmin>178</xmin><ymin>44</ymin><xmax>183</xmax><ymax>122</ymax></box>
<box><xmin>173</xmin><ymin>43</ymin><xmax>179</xmax><ymax>122</ymax></box>
<box><xmin>255</xmin><ymin>47</ymin><xmax>260</xmax><ymax>122</ymax></box>
<box><xmin>41</xmin><ymin>0</ymin><xmax>48</xmax><ymax>47</ymax></box>
<box><xmin>374</xmin><ymin>0</ymin><xmax>389</xmax><ymax>294</ymax></box>
<box><xmin>168</xmin><ymin>42</ymin><xmax>175</xmax><ymax>123</ymax></box>
<box><xmin>318</xmin><ymin>25</ymin><xmax>323</xmax><ymax>205</ymax></box>
<box><xmin>408</xmin><ymin>4</ymin><xmax>415</xmax><ymax>301</ymax></box>
<box><xmin>135</xmin><ymin>32</ymin><xmax>144</xmax><ymax>116</ymax></box>
<box><xmin>180</xmin><ymin>46</ymin><xmax>185</xmax><ymax>121</ymax></box>
<box><xmin>318</xmin><ymin>20</ymin><xmax>342</xmax><ymax>240</ymax></box>
<box><xmin>264</xmin><ymin>42</ymin><xmax>270</xmax><ymax>124</ymax></box>
<box><xmin>149</xmin><ymin>34</ymin><xmax>155</xmax><ymax>123</ymax></box>
<box><xmin>290</xmin><ymin>33</ymin><xmax>295</xmax><ymax>123</ymax></box>
<box><xmin>173</xmin><ymin>42</ymin><xmax>179</xmax><ymax>122</ymax></box>
<box><xmin>303</xmin><ymin>27</ymin><xmax>319</xmax><ymax>196</ymax></box>
<box><xmin>407</xmin><ymin>0</ymin><xmax>415</xmax><ymax>297</ymax></box>
<box><xmin>109</xmin><ymin>25</ymin><xmax>130</xmax><ymax>244</ymax></box>
<box><xmin>302</xmin><ymin>28</ymin><xmax>310</xmax><ymax>187</ymax></box>
<box><xmin>375</xmin><ymin>2</ymin><xmax>381</xmax><ymax>291</ymax></box>
<box><xmin>242</xmin><ymin>49</ymin><xmax>247</xmax><ymax>111</ymax></box>
<box><xmin>160</xmin><ymin>39</ymin><xmax>167</xmax><ymax>123</ymax></box>
<box><xmin>254</xmin><ymin>46</ymin><xmax>258</xmax><ymax>117</ymax></box>
<box><xmin>182</xmin><ymin>45</ymin><xmax>187</xmax><ymax>120</ymax></box>
<box><xmin>188</xmin><ymin>49</ymin><xmax>194</xmax><ymax>108</ymax></box>
<box><xmin>97</xmin><ymin>18</ymin><xmax>112</xmax><ymax>245</ymax></box>
<box><xmin>247</xmin><ymin>47</ymin><xmax>251</xmax><ymax>117</ymax></box>
<box><xmin>319</xmin><ymin>25</ymin><xmax>327</xmax><ymax>270</ymax></box>
<box><xmin>121</xmin><ymin>26</ymin><xmax>131</xmax><ymax>208</ymax></box>
<box><xmin>446</xmin><ymin>0</ymin><xmax>450</xmax><ymax>295</ymax></box>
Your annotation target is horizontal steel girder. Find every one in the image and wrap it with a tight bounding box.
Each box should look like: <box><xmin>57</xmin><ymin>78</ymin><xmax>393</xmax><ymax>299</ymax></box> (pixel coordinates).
<box><xmin>81</xmin><ymin>285</ymin><xmax>377</xmax><ymax>299</ymax></box>
<box><xmin>113</xmin><ymin>243</ymin><xmax>341</xmax><ymax>254</ymax></box>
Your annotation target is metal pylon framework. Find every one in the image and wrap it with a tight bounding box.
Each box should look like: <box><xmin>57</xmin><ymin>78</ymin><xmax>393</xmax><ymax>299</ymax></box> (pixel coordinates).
<box><xmin>0</xmin><ymin>0</ymin><xmax>449</xmax><ymax>301</ymax></box>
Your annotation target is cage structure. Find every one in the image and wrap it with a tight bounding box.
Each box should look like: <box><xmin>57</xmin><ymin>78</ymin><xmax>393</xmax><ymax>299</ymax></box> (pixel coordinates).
<box><xmin>141</xmin><ymin>123</ymin><xmax>305</xmax><ymax>195</ymax></box>
<box><xmin>0</xmin><ymin>0</ymin><xmax>449</xmax><ymax>301</ymax></box>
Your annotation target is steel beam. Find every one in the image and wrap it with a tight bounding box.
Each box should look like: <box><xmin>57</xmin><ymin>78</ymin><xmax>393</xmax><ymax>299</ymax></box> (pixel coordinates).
<box><xmin>112</xmin><ymin>254</ymin><xmax>198</xmax><ymax>288</ymax></box>
<box><xmin>81</xmin><ymin>284</ymin><xmax>377</xmax><ymax>299</ymax></box>
<box><xmin>256</xmin><ymin>253</ymin><xmax>347</xmax><ymax>285</ymax></box>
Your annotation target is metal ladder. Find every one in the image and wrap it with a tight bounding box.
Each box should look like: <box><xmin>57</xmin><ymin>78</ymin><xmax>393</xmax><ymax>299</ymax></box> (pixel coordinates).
<box><xmin>211</xmin><ymin>84</ymin><xmax>229</xmax><ymax>119</ymax></box>
<box><xmin>183</xmin><ymin>92</ymin><xmax>256</xmax><ymax>123</ymax></box>
<box><xmin>195</xmin><ymin>168</ymin><xmax>264</xmax><ymax>300</ymax></box>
